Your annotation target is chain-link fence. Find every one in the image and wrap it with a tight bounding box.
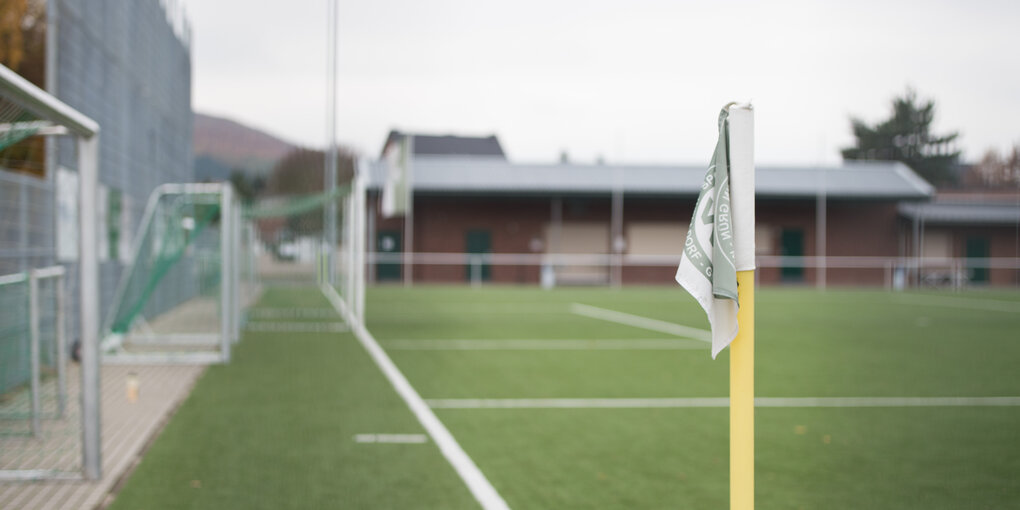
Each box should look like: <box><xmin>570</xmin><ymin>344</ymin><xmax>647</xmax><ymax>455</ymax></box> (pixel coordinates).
<box><xmin>0</xmin><ymin>267</ymin><xmax>80</xmax><ymax>478</ymax></box>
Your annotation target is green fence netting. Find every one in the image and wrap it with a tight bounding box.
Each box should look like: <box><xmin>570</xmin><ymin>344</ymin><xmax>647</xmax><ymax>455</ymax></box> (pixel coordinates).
<box><xmin>107</xmin><ymin>193</ymin><xmax>222</xmax><ymax>335</ymax></box>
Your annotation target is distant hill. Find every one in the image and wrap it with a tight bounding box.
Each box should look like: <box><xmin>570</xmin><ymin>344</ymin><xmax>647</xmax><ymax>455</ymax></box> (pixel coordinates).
<box><xmin>194</xmin><ymin>112</ymin><xmax>298</xmax><ymax>179</ymax></box>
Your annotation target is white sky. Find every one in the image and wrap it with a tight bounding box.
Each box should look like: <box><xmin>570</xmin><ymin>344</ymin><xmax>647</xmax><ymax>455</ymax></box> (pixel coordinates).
<box><xmin>183</xmin><ymin>0</ymin><xmax>1020</xmax><ymax>165</ymax></box>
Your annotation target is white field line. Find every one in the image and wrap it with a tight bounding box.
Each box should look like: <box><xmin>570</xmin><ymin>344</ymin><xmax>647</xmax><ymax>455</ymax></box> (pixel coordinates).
<box><xmin>244</xmin><ymin>322</ymin><xmax>349</xmax><ymax>333</ymax></box>
<box><xmin>570</xmin><ymin>303</ymin><xmax>711</xmax><ymax>342</ymax></box>
<box><xmin>384</xmin><ymin>339</ymin><xmax>707</xmax><ymax>350</ymax></box>
<box><xmin>354</xmin><ymin>433</ymin><xmax>428</xmax><ymax>444</ymax></box>
<box><xmin>247</xmin><ymin>308</ymin><xmax>338</xmax><ymax>319</ymax></box>
<box><xmin>892</xmin><ymin>293</ymin><xmax>1020</xmax><ymax>314</ymax></box>
<box><xmin>374</xmin><ymin>303</ymin><xmax>561</xmax><ymax>314</ymax></box>
<box><xmin>426</xmin><ymin>396</ymin><xmax>1020</xmax><ymax>409</ymax></box>
<box><xmin>101</xmin><ymin>352</ymin><xmax>225</xmax><ymax>365</ymax></box>
<box><xmin>321</xmin><ymin>284</ymin><xmax>510</xmax><ymax>510</ymax></box>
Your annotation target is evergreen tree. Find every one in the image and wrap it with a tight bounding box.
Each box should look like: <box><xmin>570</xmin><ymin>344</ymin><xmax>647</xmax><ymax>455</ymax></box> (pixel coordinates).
<box><xmin>842</xmin><ymin>90</ymin><xmax>961</xmax><ymax>186</ymax></box>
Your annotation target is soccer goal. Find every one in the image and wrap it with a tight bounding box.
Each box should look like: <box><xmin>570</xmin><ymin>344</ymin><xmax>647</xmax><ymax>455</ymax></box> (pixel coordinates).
<box><xmin>100</xmin><ymin>183</ymin><xmax>256</xmax><ymax>364</ymax></box>
<box><xmin>246</xmin><ymin>158</ymin><xmax>367</xmax><ymax>325</ymax></box>
<box><xmin>0</xmin><ymin>63</ymin><xmax>101</xmax><ymax>480</ymax></box>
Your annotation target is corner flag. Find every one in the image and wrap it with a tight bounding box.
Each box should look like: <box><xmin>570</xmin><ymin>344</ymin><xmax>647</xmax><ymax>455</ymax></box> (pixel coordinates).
<box><xmin>675</xmin><ymin>105</ymin><xmax>739</xmax><ymax>359</ymax></box>
<box><xmin>677</xmin><ymin>103</ymin><xmax>756</xmax><ymax>510</ymax></box>
<box><xmin>382</xmin><ymin>135</ymin><xmax>412</xmax><ymax>218</ymax></box>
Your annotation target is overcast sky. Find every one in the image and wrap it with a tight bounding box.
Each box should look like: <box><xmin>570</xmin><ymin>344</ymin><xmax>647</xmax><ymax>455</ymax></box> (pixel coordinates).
<box><xmin>182</xmin><ymin>0</ymin><xmax>1020</xmax><ymax>165</ymax></box>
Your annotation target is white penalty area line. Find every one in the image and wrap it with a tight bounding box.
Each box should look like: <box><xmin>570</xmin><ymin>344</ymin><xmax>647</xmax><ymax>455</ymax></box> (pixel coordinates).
<box><xmin>570</xmin><ymin>303</ymin><xmax>711</xmax><ymax>343</ymax></box>
<box><xmin>244</xmin><ymin>322</ymin><xmax>349</xmax><ymax>333</ymax></box>
<box><xmin>892</xmin><ymin>293</ymin><xmax>1020</xmax><ymax>314</ymax></box>
<box><xmin>383</xmin><ymin>339</ymin><xmax>707</xmax><ymax>350</ymax></box>
<box><xmin>426</xmin><ymin>396</ymin><xmax>1020</xmax><ymax>409</ymax></box>
<box><xmin>354</xmin><ymin>433</ymin><xmax>428</xmax><ymax>444</ymax></box>
<box><xmin>321</xmin><ymin>284</ymin><xmax>510</xmax><ymax>510</ymax></box>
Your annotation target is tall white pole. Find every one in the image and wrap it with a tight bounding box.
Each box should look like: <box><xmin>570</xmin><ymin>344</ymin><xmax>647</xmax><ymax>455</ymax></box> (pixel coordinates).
<box><xmin>403</xmin><ymin>136</ymin><xmax>415</xmax><ymax>287</ymax></box>
<box><xmin>324</xmin><ymin>0</ymin><xmax>338</xmax><ymax>287</ymax></box>
<box><xmin>816</xmin><ymin>167</ymin><xmax>827</xmax><ymax>290</ymax></box>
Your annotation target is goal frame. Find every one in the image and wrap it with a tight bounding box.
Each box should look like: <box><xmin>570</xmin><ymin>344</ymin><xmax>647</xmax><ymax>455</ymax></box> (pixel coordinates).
<box><xmin>0</xmin><ymin>63</ymin><xmax>102</xmax><ymax>479</ymax></box>
<box><xmin>100</xmin><ymin>182</ymin><xmax>246</xmax><ymax>365</ymax></box>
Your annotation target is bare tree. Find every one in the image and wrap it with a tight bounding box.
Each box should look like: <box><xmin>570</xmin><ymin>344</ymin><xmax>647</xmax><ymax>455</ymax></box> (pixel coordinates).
<box><xmin>964</xmin><ymin>144</ymin><xmax>1020</xmax><ymax>189</ymax></box>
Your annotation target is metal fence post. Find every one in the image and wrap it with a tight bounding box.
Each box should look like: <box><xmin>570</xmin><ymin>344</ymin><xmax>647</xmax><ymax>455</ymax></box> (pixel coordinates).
<box><xmin>231</xmin><ymin>192</ymin><xmax>238</xmax><ymax>342</ymax></box>
<box><xmin>79</xmin><ymin>134</ymin><xmax>102</xmax><ymax>480</ymax></box>
<box><xmin>28</xmin><ymin>270</ymin><xmax>41</xmax><ymax>437</ymax></box>
<box><xmin>471</xmin><ymin>255</ymin><xmax>482</xmax><ymax>288</ymax></box>
<box><xmin>56</xmin><ymin>270</ymin><xmax>67</xmax><ymax>418</ymax></box>
<box><xmin>220</xmin><ymin>184</ymin><xmax>232</xmax><ymax>362</ymax></box>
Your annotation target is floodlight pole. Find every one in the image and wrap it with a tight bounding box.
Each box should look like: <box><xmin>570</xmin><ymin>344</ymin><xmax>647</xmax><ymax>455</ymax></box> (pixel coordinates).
<box><xmin>403</xmin><ymin>135</ymin><xmax>415</xmax><ymax>287</ymax></box>
<box><xmin>816</xmin><ymin>166</ymin><xmax>827</xmax><ymax>290</ymax></box>
<box><xmin>728</xmin><ymin>104</ymin><xmax>755</xmax><ymax>510</ymax></box>
<box><xmin>324</xmin><ymin>0</ymin><xmax>338</xmax><ymax>287</ymax></box>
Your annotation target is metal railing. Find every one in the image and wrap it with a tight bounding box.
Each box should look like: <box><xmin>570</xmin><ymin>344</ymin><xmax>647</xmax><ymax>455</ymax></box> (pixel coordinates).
<box><xmin>0</xmin><ymin>266</ymin><xmax>67</xmax><ymax>436</ymax></box>
<box><xmin>363</xmin><ymin>252</ymin><xmax>1020</xmax><ymax>289</ymax></box>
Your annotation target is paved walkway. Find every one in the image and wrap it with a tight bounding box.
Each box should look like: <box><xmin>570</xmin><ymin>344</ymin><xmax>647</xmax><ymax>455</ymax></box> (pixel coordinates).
<box><xmin>0</xmin><ymin>364</ymin><xmax>205</xmax><ymax>510</ymax></box>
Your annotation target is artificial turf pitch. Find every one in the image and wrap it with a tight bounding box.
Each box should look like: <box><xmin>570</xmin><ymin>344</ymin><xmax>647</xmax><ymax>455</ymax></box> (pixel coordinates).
<box><xmin>109</xmin><ymin>286</ymin><xmax>1020</xmax><ymax>509</ymax></box>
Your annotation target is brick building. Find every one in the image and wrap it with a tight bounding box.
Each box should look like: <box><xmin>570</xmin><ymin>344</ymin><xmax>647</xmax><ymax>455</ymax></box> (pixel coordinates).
<box><xmin>366</xmin><ymin>132</ymin><xmax>1019</xmax><ymax>287</ymax></box>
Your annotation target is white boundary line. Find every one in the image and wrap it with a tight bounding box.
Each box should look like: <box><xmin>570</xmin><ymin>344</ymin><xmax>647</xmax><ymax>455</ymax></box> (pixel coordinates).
<box><xmin>247</xmin><ymin>308</ymin><xmax>338</xmax><ymax>319</ymax></box>
<box><xmin>426</xmin><ymin>396</ymin><xmax>1020</xmax><ymax>409</ymax></box>
<box><xmin>101</xmin><ymin>352</ymin><xmax>225</xmax><ymax>365</ymax></box>
<box><xmin>321</xmin><ymin>284</ymin><xmax>510</xmax><ymax>510</ymax></box>
<box><xmin>354</xmin><ymin>433</ymin><xmax>428</xmax><ymax>444</ymax></box>
<box><xmin>384</xmin><ymin>339</ymin><xmax>707</xmax><ymax>350</ymax></box>
<box><xmin>244</xmin><ymin>322</ymin><xmax>349</xmax><ymax>333</ymax></box>
<box><xmin>892</xmin><ymin>293</ymin><xmax>1020</xmax><ymax>313</ymax></box>
<box><xmin>570</xmin><ymin>303</ymin><xmax>711</xmax><ymax>342</ymax></box>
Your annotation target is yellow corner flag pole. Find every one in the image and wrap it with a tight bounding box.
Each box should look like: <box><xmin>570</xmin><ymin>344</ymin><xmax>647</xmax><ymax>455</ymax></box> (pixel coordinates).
<box><xmin>727</xmin><ymin>104</ymin><xmax>755</xmax><ymax>510</ymax></box>
<box><xmin>732</xmin><ymin>271</ymin><xmax>754</xmax><ymax>509</ymax></box>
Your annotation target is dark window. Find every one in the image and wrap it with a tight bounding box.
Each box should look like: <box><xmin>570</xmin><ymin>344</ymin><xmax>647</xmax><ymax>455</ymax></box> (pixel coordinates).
<box><xmin>965</xmin><ymin>237</ymin><xmax>990</xmax><ymax>283</ymax></box>
<box><xmin>465</xmin><ymin>229</ymin><xmax>492</xmax><ymax>282</ymax></box>
<box><xmin>780</xmin><ymin>228</ymin><xmax>804</xmax><ymax>282</ymax></box>
<box><xmin>376</xmin><ymin>230</ymin><xmax>401</xmax><ymax>281</ymax></box>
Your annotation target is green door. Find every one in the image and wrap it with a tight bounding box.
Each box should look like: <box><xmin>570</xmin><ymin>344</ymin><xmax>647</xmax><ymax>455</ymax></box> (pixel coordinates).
<box><xmin>465</xmin><ymin>230</ymin><xmax>492</xmax><ymax>282</ymax></box>
<box><xmin>965</xmin><ymin>237</ymin><xmax>990</xmax><ymax>284</ymax></box>
<box><xmin>780</xmin><ymin>228</ymin><xmax>804</xmax><ymax>282</ymax></box>
<box><xmin>376</xmin><ymin>230</ymin><xmax>401</xmax><ymax>281</ymax></box>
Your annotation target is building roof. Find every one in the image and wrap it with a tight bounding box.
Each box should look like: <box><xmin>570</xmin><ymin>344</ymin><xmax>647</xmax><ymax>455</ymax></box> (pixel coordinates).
<box><xmin>898</xmin><ymin>201</ymin><xmax>1020</xmax><ymax>225</ymax></box>
<box><xmin>366</xmin><ymin>157</ymin><xmax>934</xmax><ymax>200</ymax></box>
<box><xmin>381</xmin><ymin>131</ymin><xmax>506</xmax><ymax>159</ymax></box>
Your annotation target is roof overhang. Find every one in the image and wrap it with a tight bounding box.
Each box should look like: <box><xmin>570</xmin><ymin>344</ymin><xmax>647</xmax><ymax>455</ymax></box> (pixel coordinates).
<box><xmin>899</xmin><ymin>202</ymin><xmax>1020</xmax><ymax>225</ymax></box>
<box><xmin>365</xmin><ymin>156</ymin><xmax>935</xmax><ymax>200</ymax></box>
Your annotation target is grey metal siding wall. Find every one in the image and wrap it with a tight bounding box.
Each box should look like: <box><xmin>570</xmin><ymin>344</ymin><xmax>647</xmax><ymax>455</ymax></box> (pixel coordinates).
<box><xmin>48</xmin><ymin>0</ymin><xmax>193</xmax><ymax>342</ymax></box>
<box><xmin>0</xmin><ymin>172</ymin><xmax>55</xmax><ymax>276</ymax></box>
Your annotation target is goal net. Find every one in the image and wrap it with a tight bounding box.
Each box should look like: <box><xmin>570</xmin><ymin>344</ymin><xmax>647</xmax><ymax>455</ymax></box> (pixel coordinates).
<box><xmin>246</xmin><ymin>160</ymin><xmax>367</xmax><ymax>326</ymax></box>
<box><xmin>100</xmin><ymin>183</ymin><xmax>255</xmax><ymax>364</ymax></box>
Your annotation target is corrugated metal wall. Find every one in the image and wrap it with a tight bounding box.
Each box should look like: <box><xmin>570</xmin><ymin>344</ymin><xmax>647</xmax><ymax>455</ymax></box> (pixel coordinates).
<box><xmin>0</xmin><ymin>0</ymin><xmax>192</xmax><ymax>355</ymax></box>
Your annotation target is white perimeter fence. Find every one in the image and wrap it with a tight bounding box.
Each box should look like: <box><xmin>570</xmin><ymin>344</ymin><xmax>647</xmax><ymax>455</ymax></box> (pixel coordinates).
<box><xmin>363</xmin><ymin>252</ymin><xmax>1020</xmax><ymax>289</ymax></box>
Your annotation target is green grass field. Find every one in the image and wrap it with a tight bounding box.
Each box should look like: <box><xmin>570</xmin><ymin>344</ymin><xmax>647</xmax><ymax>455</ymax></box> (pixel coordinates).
<box><xmin>110</xmin><ymin>285</ymin><xmax>1020</xmax><ymax>509</ymax></box>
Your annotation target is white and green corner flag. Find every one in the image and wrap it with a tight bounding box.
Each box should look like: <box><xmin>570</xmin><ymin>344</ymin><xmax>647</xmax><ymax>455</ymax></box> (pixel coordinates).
<box><xmin>676</xmin><ymin>106</ymin><xmax>739</xmax><ymax>359</ymax></box>
<box><xmin>382</xmin><ymin>135</ymin><xmax>411</xmax><ymax>218</ymax></box>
